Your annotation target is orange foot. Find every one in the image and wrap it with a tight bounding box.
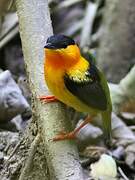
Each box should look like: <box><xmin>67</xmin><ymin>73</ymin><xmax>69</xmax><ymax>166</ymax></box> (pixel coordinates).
<box><xmin>53</xmin><ymin>115</ymin><xmax>93</xmax><ymax>141</ymax></box>
<box><xmin>38</xmin><ymin>95</ymin><xmax>58</xmax><ymax>103</ymax></box>
<box><xmin>53</xmin><ymin>131</ymin><xmax>76</xmax><ymax>141</ymax></box>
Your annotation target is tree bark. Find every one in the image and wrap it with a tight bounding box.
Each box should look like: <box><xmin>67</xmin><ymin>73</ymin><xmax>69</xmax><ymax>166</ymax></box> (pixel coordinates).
<box><xmin>97</xmin><ymin>0</ymin><xmax>135</xmax><ymax>83</ymax></box>
<box><xmin>16</xmin><ymin>0</ymin><xmax>84</xmax><ymax>179</ymax></box>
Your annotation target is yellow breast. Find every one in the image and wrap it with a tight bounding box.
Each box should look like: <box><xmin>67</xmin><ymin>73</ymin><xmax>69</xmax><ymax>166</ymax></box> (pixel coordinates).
<box><xmin>44</xmin><ymin>57</ymin><xmax>99</xmax><ymax>114</ymax></box>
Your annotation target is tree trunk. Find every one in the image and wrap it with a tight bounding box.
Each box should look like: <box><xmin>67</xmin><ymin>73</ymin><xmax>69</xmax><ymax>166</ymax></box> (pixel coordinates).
<box><xmin>97</xmin><ymin>0</ymin><xmax>135</xmax><ymax>83</ymax></box>
<box><xmin>15</xmin><ymin>0</ymin><xmax>84</xmax><ymax>179</ymax></box>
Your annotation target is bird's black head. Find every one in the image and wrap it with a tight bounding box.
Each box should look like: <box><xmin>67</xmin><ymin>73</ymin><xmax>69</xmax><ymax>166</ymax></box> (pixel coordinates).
<box><xmin>44</xmin><ymin>34</ymin><xmax>75</xmax><ymax>49</ymax></box>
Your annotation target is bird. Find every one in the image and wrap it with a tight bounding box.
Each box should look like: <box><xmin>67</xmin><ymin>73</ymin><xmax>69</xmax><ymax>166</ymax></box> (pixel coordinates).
<box><xmin>40</xmin><ymin>34</ymin><xmax>112</xmax><ymax>144</ymax></box>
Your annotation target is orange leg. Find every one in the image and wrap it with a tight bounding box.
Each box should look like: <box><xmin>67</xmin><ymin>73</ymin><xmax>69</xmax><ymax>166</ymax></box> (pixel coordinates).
<box><xmin>53</xmin><ymin>115</ymin><xmax>92</xmax><ymax>141</ymax></box>
<box><xmin>38</xmin><ymin>95</ymin><xmax>58</xmax><ymax>103</ymax></box>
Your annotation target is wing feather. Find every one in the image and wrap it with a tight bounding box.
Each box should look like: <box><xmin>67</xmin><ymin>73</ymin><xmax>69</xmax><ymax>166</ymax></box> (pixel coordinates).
<box><xmin>64</xmin><ymin>63</ymin><xmax>107</xmax><ymax>111</ymax></box>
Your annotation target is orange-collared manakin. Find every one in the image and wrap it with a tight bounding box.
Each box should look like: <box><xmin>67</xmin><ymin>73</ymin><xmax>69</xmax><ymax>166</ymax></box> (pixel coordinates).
<box><xmin>41</xmin><ymin>34</ymin><xmax>112</xmax><ymax>144</ymax></box>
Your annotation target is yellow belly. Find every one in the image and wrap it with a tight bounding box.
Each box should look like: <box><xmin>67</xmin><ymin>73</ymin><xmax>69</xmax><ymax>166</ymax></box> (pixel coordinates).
<box><xmin>45</xmin><ymin>65</ymin><xmax>99</xmax><ymax>114</ymax></box>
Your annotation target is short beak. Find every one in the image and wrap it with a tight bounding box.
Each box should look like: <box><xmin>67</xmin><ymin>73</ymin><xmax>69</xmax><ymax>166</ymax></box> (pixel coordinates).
<box><xmin>44</xmin><ymin>43</ymin><xmax>57</xmax><ymax>50</ymax></box>
<box><xmin>44</xmin><ymin>43</ymin><xmax>52</xmax><ymax>49</ymax></box>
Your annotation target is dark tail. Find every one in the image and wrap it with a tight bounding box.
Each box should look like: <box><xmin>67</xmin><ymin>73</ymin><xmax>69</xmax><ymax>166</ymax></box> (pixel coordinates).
<box><xmin>102</xmin><ymin>110</ymin><xmax>112</xmax><ymax>146</ymax></box>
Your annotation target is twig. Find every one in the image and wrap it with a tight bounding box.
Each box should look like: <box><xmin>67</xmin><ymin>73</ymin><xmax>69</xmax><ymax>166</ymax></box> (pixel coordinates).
<box><xmin>6</xmin><ymin>136</ymin><xmax>24</xmax><ymax>161</ymax></box>
<box><xmin>0</xmin><ymin>13</ymin><xmax>18</xmax><ymax>39</ymax></box>
<box><xmin>53</xmin><ymin>0</ymin><xmax>82</xmax><ymax>12</ymax></box>
<box><xmin>80</xmin><ymin>1</ymin><xmax>98</xmax><ymax>48</ymax></box>
<box><xmin>0</xmin><ymin>24</ymin><xmax>18</xmax><ymax>48</ymax></box>
<box><xmin>0</xmin><ymin>13</ymin><xmax>18</xmax><ymax>48</ymax></box>
<box><xmin>118</xmin><ymin>167</ymin><xmax>129</xmax><ymax>180</ymax></box>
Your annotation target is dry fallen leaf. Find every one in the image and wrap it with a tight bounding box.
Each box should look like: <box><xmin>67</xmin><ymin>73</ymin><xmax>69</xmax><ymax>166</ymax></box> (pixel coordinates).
<box><xmin>90</xmin><ymin>154</ymin><xmax>117</xmax><ymax>180</ymax></box>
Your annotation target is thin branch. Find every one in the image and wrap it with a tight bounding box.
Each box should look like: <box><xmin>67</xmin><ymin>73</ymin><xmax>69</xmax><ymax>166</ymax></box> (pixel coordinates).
<box><xmin>6</xmin><ymin>136</ymin><xmax>24</xmax><ymax>161</ymax></box>
<box><xmin>118</xmin><ymin>167</ymin><xmax>129</xmax><ymax>180</ymax></box>
<box><xmin>80</xmin><ymin>1</ymin><xmax>98</xmax><ymax>48</ymax></box>
<box><xmin>53</xmin><ymin>0</ymin><xmax>82</xmax><ymax>12</ymax></box>
<box><xmin>0</xmin><ymin>24</ymin><xmax>18</xmax><ymax>48</ymax></box>
<box><xmin>16</xmin><ymin>0</ymin><xmax>84</xmax><ymax>179</ymax></box>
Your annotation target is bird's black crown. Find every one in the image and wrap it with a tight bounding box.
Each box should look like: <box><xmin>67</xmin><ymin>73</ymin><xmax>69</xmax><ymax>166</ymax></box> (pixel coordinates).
<box><xmin>44</xmin><ymin>34</ymin><xmax>75</xmax><ymax>49</ymax></box>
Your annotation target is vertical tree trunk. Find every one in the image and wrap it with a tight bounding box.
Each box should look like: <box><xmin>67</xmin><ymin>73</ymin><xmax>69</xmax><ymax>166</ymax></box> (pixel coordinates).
<box><xmin>16</xmin><ymin>0</ymin><xmax>84</xmax><ymax>179</ymax></box>
<box><xmin>97</xmin><ymin>0</ymin><xmax>135</xmax><ymax>83</ymax></box>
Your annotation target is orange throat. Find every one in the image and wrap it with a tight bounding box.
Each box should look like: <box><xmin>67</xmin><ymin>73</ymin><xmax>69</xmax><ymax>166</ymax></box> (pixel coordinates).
<box><xmin>44</xmin><ymin>44</ymin><xmax>81</xmax><ymax>69</ymax></box>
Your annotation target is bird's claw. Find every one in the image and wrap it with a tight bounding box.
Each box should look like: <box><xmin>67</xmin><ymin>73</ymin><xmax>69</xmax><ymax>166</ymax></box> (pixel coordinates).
<box><xmin>38</xmin><ymin>95</ymin><xmax>58</xmax><ymax>103</ymax></box>
<box><xmin>52</xmin><ymin>131</ymin><xmax>76</xmax><ymax>141</ymax></box>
